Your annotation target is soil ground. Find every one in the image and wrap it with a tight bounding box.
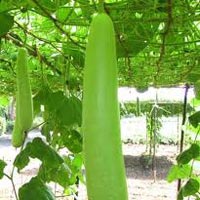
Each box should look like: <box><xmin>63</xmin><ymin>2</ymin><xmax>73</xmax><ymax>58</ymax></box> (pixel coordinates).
<box><xmin>0</xmin><ymin>134</ymin><xmax>179</xmax><ymax>200</ymax></box>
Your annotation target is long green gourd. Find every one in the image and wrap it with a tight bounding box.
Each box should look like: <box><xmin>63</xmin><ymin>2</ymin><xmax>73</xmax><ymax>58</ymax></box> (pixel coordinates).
<box><xmin>82</xmin><ymin>12</ymin><xmax>128</xmax><ymax>200</ymax></box>
<box><xmin>12</xmin><ymin>48</ymin><xmax>33</xmax><ymax>147</ymax></box>
<box><xmin>12</xmin><ymin>92</ymin><xmax>24</xmax><ymax>147</ymax></box>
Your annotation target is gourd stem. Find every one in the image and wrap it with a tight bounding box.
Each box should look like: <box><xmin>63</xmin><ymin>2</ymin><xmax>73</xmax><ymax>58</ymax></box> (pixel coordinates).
<box><xmin>98</xmin><ymin>0</ymin><xmax>105</xmax><ymax>13</ymax></box>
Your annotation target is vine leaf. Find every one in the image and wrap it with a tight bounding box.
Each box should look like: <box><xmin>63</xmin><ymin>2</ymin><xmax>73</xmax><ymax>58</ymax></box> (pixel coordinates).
<box><xmin>0</xmin><ymin>1</ymin><xmax>13</xmax><ymax>13</ymax></box>
<box><xmin>38</xmin><ymin>154</ymin><xmax>83</xmax><ymax>188</ymax></box>
<box><xmin>14</xmin><ymin>138</ymin><xmax>82</xmax><ymax>189</ymax></box>
<box><xmin>14</xmin><ymin>137</ymin><xmax>63</xmax><ymax>171</ymax></box>
<box><xmin>0</xmin><ymin>12</ymin><xmax>14</xmax><ymax>37</ymax></box>
<box><xmin>167</xmin><ymin>164</ymin><xmax>191</xmax><ymax>183</ymax></box>
<box><xmin>182</xmin><ymin>178</ymin><xmax>200</xmax><ymax>197</ymax></box>
<box><xmin>0</xmin><ymin>160</ymin><xmax>6</xmax><ymax>179</ymax></box>
<box><xmin>176</xmin><ymin>143</ymin><xmax>200</xmax><ymax>165</ymax></box>
<box><xmin>177</xmin><ymin>189</ymin><xmax>184</xmax><ymax>200</ymax></box>
<box><xmin>62</xmin><ymin>43</ymin><xmax>85</xmax><ymax>68</ymax></box>
<box><xmin>61</xmin><ymin>129</ymin><xmax>82</xmax><ymax>153</ymax></box>
<box><xmin>14</xmin><ymin>149</ymin><xmax>30</xmax><ymax>171</ymax></box>
<box><xmin>29</xmin><ymin>138</ymin><xmax>64</xmax><ymax>167</ymax></box>
<box><xmin>38</xmin><ymin>163</ymin><xmax>72</xmax><ymax>188</ymax></box>
<box><xmin>19</xmin><ymin>177</ymin><xmax>56</xmax><ymax>200</ymax></box>
<box><xmin>33</xmin><ymin>87</ymin><xmax>82</xmax><ymax>127</ymax></box>
<box><xmin>55</xmin><ymin>95</ymin><xmax>82</xmax><ymax>127</ymax></box>
<box><xmin>189</xmin><ymin>111</ymin><xmax>200</xmax><ymax>128</ymax></box>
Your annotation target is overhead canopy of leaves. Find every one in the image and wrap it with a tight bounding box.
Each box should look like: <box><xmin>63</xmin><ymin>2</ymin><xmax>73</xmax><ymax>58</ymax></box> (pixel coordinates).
<box><xmin>0</xmin><ymin>0</ymin><xmax>199</xmax><ymax>95</ymax></box>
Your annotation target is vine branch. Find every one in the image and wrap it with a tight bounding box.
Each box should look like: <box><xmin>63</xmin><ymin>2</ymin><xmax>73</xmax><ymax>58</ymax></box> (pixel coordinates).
<box><xmin>14</xmin><ymin>21</ymin><xmax>82</xmax><ymax>73</ymax></box>
<box><xmin>154</xmin><ymin>0</ymin><xmax>173</xmax><ymax>84</ymax></box>
<box><xmin>14</xmin><ymin>21</ymin><xmax>67</xmax><ymax>59</ymax></box>
<box><xmin>5</xmin><ymin>33</ymin><xmax>62</xmax><ymax>75</ymax></box>
<box><xmin>4</xmin><ymin>172</ymin><xmax>19</xmax><ymax>200</ymax></box>
<box><xmin>177</xmin><ymin>83</ymin><xmax>190</xmax><ymax>192</ymax></box>
<box><xmin>31</xmin><ymin>0</ymin><xmax>84</xmax><ymax>50</ymax></box>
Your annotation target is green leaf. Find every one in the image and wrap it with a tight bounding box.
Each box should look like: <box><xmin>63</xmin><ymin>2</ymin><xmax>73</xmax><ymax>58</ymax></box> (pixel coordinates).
<box><xmin>0</xmin><ymin>96</ymin><xmax>9</xmax><ymax>106</ymax></box>
<box><xmin>189</xmin><ymin>111</ymin><xmax>200</xmax><ymax>128</ymax></box>
<box><xmin>62</xmin><ymin>43</ymin><xmax>84</xmax><ymax>68</ymax></box>
<box><xmin>19</xmin><ymin>177</ymin><xmax>56</xmax><ymax>200</ymax></box>
<box><xmin>177</xmin><ymin>149</ymin><xmax>193</xmax><ymax>165</ymax></box>
<box><xmin>64</xmin><ymin>154</ymin><xmax>83</xmax><ymax>174</ymax></box>
<box><xmin>0</xmin><ymin>1</ymin><xmax>13</xmax><ymax>13</ymax></box>
<box><xmin>71</xmin><ymin>96</ymin><xmax>82</xmax><ymax>126</ymax></box>
<box><xmin>14</xmin><ymin>138</ymin><xmax>63</xmax><ymax>170</ymax></box>
<box><xmin>33</xmin><ymin>85</ymin><xmax>51</xmax><ymax>116</ymax></box>
<box><xmin>177</xmin><ymin>144</ymin><xmax>200</xmax><ymax>165</ymax></box>
<box><xmin>55</xmin><ymin>95</ymin><xmax>82</xmax><ymax>126</ymax></box>
<box><xmin>167</xmin><ymin>164</ymin><xmax>191</xmax><ymax>183</ymax></box>
<box><xmin>47</xmin><ymin>91</ymin><xmax>64</xmax><ymax>112</ymax></box>
<box><xmin>65</xmin><ymin>96</ymin><xmax>82</xmax><ymax>126</ymax></box>
<box><xmin>56</xmin><ymin>7</ymin><xmax>76</xmax><ymax>23</ymax></box>
<box><xmin>191</xmin><ymin>143</ymin><xmax>200</xmax><ymax>159</ymax></box>
<box><xmin>34</xmin><ymin>0</ymin><xmax>70</xmax><ymax>12</ymax></box>
<box><xmin>0</xmin><ymin>160</ymin><xmax>6</xmax><ymax>179</ymax></box>
<box><xmin>62</xmin><ymin>129</ymin><xmax>82</xmax><ymax>153</ymax></box>
<box><xmin>189</xmin><ymin>98</ymin><xmax>200</xmax><ymax>108</ymax></box>
<box><xmin>187</xmin><ymin>73</ymin><xmax>200</xmax><ymax>83</ymax></box>
<box><xmin>177</xmin><ymin>189</ymin><xmax>184</xmax><ymax>200</ymax></box>
<box><xmin>29</xmin><ymin>138</ymin><xmax>64</xmax><ymax>168</ymax></box>
<box><xmin>71</xmin><ymin>154</ymin><xmax>83</xmax><ymax>170</ymax></box>
<box><xmin>38</xmin><ymin>163</ymin><xmax>72</xmax><ymax>188</ymax></box>
<box><xmin>34</xmin><ymin>88</ymin><xmax>82</xmax><ymax>127</ymax></box>
<box><xmin>41</xmin><ymin>123</ymin><xmax>52</xmax><ymax>142</ymax></box>
<box><xmin>14</xmin><ymin>149</ymin><xmax>30</xmax><ymax>171</ymax></box>
<box><xmin>0</xmin><ymin>12</ymin><xmax>14</xmax><ymax>37</ymax></box>
<box><xmin>38</xmin><ymin>154</ymin><xmax>83</xmax><ymax>188</ymax></box>
<box><xmin>182</xmin><ymin>178</ymin><xmax>200</xmax><ymax>197</ymax></box>
<box><xmin>110</xmin><ymin>2</ymin><xmax>160</xmax><ymax>58</ymax></box>
<box><xmin>48</xmin><ymin>163</ymin><xmax>71</xmax><ymax>187</ymax></box>
<box><xmin>78</xmin><ymin>0</ymin><xmax>93</xmax><ymax>20</ymax></box>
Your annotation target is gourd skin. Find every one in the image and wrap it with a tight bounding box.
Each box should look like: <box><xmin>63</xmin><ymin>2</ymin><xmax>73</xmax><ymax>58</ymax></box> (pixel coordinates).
<box><xmin>82</xmin><ymin>13</ymin><xmax>128</xmax><ymax>200</ymax></box>
<box><xmin>12</xmin><ymin>48</ymin><xmax>33</xmax><ymax>147</ymax></box>
<box><xmin>16</xmin><ymin>48</ymin><xmax>33</xmax><ymax>131</ymax></box>
<box><xmin>11</xmin><ymin>92</ymin><xmax>24</xmax><ymax>147</ymax></box>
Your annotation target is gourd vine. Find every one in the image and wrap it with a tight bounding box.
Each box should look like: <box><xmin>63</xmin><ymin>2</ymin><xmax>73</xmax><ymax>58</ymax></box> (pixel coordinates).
<box><xmin>98</xmin><ymin>0</ymin><xmax>105</xmax><ymax>13</ymax></box>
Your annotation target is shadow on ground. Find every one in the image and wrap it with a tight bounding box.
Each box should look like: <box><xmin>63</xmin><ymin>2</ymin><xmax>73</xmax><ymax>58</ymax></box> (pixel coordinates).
<box><xmin>124</xmin><ymin>154</ymin><xmax>174</xmax><ymax>180</ymax></box>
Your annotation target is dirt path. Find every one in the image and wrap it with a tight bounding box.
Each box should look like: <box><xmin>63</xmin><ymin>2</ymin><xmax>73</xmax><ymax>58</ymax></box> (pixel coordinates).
<box><xmin>0</xmin><ymin>135</ymin><xmax>178</xmax><ymax>200</ymax></box>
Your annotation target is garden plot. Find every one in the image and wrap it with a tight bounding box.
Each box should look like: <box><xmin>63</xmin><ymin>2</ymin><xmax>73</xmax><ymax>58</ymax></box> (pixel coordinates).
<box><xmin>0</xmin><ymin>134</ymin><xmax>179</xmax><ymax>200</ymax></box>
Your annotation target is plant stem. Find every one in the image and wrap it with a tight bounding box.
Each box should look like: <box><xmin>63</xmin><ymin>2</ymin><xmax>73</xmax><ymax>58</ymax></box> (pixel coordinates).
<box><xmin>4</xmin><ymin>173</ymin><xmax>19</xmax><ymax>200</ymax></box>
<box><xmin>98</xmin><ymin>0</ymin><xmax>105</xmax><ymax>13</ymax></box>
<box><xmin>177</xmin><ymin>84</ymin><xmax>190</xmax><ymax>193</ymax></box>
<box><xmin>74</xmin><ymin>176</ymin><xmax>79</xmax><ymax>200</ymax></box>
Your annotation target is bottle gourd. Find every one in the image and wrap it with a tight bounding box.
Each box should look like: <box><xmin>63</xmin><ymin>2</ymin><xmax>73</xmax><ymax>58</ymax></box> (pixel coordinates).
<box><xmin>82</xmin><ymin>13</ymin><xmax>128</xmax><ymax>200</ymax></box>
<box><xmin>12</xmin><ymin>48</ymin><xmax>33</xmax><ymax>147</ymax></box>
